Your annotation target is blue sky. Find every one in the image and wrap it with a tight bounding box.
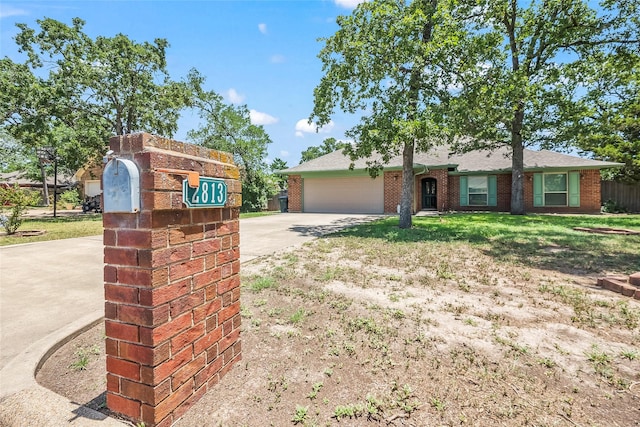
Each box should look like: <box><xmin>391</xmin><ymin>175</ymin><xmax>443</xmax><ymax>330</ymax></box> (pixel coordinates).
<box><xmin>0</xmin><ymin>0</ymin><xmax>366</xmax><ymax>166</ymax></box>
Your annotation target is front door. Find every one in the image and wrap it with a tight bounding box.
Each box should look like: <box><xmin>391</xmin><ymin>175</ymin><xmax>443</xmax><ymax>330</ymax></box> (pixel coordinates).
<box><xmin>421</xmin><ymin>178</ymin><xmax>437</xmax><ymax>210</ymax></box>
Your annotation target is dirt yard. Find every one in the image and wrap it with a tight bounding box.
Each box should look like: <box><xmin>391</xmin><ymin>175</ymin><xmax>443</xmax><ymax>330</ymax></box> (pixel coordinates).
<box><xmin>37</xmin><ymin>224</ymin><xmax>640</xmax><ymax>426</ymax></box>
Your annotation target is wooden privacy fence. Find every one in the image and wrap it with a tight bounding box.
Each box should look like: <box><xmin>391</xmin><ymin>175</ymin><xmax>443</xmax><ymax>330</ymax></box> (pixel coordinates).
<box><xmin>601</xmin><ymin>181</ymin><xmax>640</xmax><ymax>213</ymax></box>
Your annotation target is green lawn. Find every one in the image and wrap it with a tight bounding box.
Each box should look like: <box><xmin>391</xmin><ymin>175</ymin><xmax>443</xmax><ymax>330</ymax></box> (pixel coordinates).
<box><xmin>0</xmin><ymin>214</ymin><xmax>104</xmax><ymax>246</ymax></box>
<box><xmin>337</xmin><ymin>213</ymin><xmax>640</xmax><ymax>275</ymax></box>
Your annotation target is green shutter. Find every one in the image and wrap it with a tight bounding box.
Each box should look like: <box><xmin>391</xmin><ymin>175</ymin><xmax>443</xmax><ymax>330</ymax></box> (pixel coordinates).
<box><xmin>488</xmin><ymin>175</ymin><xmax>497</xmax><ymax>206</ymax></box>
<box><xmin>533</xmin><ymin>173</ymin><xmax>543</xmax><ymax>207</ymax></box>
<box><xmin>459</xmin><ymin>176</ymin><xmax>468</xmax><ymax>206</ymax></box>
<box><xmin>568</xmin><ymin>171</ymin><xmax>580</xmax><ymax>207</ymax></box>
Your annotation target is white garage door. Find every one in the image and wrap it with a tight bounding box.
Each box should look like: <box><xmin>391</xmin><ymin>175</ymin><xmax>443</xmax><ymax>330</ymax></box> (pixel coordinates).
<box><xmin>84</xmin><ymin>180</ymin><xmax>102</xmax><ymax>197</ymax></box>
<box><xmin>303</xmin><ymin>176</ymin><xmax>384</xmax><ymax>213</ymax></box>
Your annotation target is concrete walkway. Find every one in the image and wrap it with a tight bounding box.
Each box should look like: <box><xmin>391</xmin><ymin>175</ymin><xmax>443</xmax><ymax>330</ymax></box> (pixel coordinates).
<box><xmin>0</xmin><ymin>213</ymin><xmax>380</xmax><ymax>425</ymax></box>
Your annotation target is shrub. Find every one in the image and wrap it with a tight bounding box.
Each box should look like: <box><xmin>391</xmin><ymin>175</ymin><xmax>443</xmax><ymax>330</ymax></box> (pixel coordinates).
<box><xmin>601</xmin><ymin>199</ymin><xmax>629</xmax><ymax>214</ymax></box>
<box><xmin>0</xmin><ymin>184</ymin><xmax>30</xmax><ymax>235</ymax></box>
<box><xmin>59</xmin><ymin>189</ymin><xmax>81</xmax><ymax>207</ymax></box>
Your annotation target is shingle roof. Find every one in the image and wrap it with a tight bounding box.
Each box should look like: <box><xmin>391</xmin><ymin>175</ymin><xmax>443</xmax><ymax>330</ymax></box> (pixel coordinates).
<box><xmin>282</xmin><ymin>145</ymin><xmax>622</xmax><ymax>174</ymax></box>
<box><xmin>0</xmin><ymin>171</ymin><xmax>75</xmax><ymax>187</ymax></box>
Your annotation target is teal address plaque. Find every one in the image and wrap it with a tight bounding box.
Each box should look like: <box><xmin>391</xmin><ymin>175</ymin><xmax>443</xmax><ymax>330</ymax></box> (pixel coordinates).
<box><xmin>182</xmin><ymin>177</ymin><xmax>227</xmax><ymax>208</ymax></box>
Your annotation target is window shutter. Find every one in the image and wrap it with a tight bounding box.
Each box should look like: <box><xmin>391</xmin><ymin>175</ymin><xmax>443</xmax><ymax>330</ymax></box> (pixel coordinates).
<box><xmin>533</xmin><ymin>173</ymin><xmax>543</xmax><ymax>207</ymax></box>
<box><xmin>488</xmin><ymin>175</ymin><xmax>497</xmax><ymax>206</ymax></box>
<box><xmin>459</xmin><ymin>176</ymin><xmax>468</xmax><ymax>206</ymax></box>
<box><xmin>568</xmin><ymin>171</ymin><xmax>580</xmax><ymax>207</ymax></box>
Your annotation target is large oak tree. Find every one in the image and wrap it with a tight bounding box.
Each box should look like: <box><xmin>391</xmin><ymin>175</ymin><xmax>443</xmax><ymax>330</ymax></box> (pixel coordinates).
<box><xmin>448</xmin><ymin>0</ymin><xmax>639</xmax><ymax>214</ymax></box>
<box><xmin>1</xmin><ymin>17</ymin><xmax>191</xmax><ymax>173</ymax></box>
<box><xmin>311</xmin><ymin>0</ymin><xmax>457</xmax><ymax>228</ymax></box>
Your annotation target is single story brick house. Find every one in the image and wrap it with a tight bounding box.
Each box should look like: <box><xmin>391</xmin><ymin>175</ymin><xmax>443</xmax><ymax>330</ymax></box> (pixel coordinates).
<box><xmin>281</xmin><ymin>145</ymin><xmax>622</xmax><ymax>214</ymax></box>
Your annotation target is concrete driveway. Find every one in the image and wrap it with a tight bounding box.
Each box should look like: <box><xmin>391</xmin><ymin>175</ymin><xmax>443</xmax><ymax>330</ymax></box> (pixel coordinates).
<box><xmin>0</xmin><ymin>212</ymin><xmax>380</xmax><ymax>400</ymax></box>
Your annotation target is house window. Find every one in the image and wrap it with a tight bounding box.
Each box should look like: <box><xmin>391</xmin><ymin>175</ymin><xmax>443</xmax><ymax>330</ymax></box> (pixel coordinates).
<box><xmin>459</xmin><ymin>175</ymin><xmax>497</xmax><ymax>207</ymax></box>
<box><xmin>468</xmin><ymin>176</ymin><xmax>488</xmax><ymax>205</ymax></box>
<box><xmin>543</xmin><ymin>173</ymin><xmax>567</xmax><ymax>206</ymax></box>
<box><xmin>533</xmin><ymin>171</ymin><xmax>580</xmax><ymax>207</ymax></box>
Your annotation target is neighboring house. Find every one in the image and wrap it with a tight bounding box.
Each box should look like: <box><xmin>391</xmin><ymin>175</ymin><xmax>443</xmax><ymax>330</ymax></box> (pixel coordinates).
<box><xmin>0</xmin><ymin>171</ymin><xmax>75</xmax><ymax>192</ymax></box>
<box><xmin>73</xmin><ymin>162</ymin><xmax>104</xmax><ymax>200</ymax></box>
<box><xmin>281</xmin><ymin>145</ymin><xmax>623</xmax><ymax>214</ymax></box>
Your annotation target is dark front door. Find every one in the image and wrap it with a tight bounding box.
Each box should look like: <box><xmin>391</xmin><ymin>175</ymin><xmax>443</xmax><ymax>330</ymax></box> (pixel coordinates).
<box><xmin>421</xmin><ymin>178</ymin><xmax>437</xmax><ymax>210</ymax></box>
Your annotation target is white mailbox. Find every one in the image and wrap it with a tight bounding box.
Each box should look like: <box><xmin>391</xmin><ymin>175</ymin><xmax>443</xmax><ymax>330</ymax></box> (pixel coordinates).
<box><xmin>103</xmin><ymin>158</ymin><xmax>140</xmax><ymax>213</ymax></box>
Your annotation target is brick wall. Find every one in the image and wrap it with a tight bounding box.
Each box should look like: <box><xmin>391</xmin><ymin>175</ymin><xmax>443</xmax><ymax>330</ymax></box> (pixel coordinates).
<box><xmin>524</xmin><ymin>169</ymin><xmax>602</xmax><ymax>213</ymax></box>
<box><xmin>383</xmin><ymin>171</ymin><xmax>402</xmax><ymax>213</ymax></box>
<box><xmin>287</xmin><ymin>175</ymin><xmax>302</xmax><ymax>212</ymax></box>
<box><xmin>103</xmin><ymin>133</ymin><xmax>242</xmax><ymax>427</ymax></box>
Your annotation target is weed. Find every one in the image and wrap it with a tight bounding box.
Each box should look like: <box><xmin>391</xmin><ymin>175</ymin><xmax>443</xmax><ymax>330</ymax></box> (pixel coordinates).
<box><xmin>463</xmin><ymin>318</ymin><xmax>477</xmax><ymax>326</ymax></box>
<box><xmin>69</xmin><ymin>345</ymin><xmax>100</xmax><ymax>371</ymax></box>
<box><xmin>585</xmin><ymin>345</ymin><xmax>613</xmax><ymax>380</ymax></box>
<box><xmin>289</xmin><ymin>308</ymin><xmax>308</xmax><ymax>324</ymax></box>
<box><xmin>240</xmin><ymin>305</ymin><xmax>252</xmax><ymax>318</ymax></box>
<box><xmin>388</xmin><ymin>308</ymin><xmax>405</xmax><ymax>319</ymax></box>
<box><xmin>328</xmin><ymin>297</ymin><xmax>352</xmax><ymax>312</ymax></box>
<box><xmin>268</xmin><ymin>308</ymin><xmax>283</xmax><ymax>317</ymax></box>
<box><xmin>247</xmin><ymin>276</ymin><xmax>276</xmax><ymax>292</ymax></box>
<box><xmin>291</xmin><ymin>405</ymin><xmax>308</xmax><ymax>424</ymax></box>
<box><xmin>334</xmin><ymin>404</ymin><xmax>360</xmax><ymax>420</ymax></box>
<box><xmin>620</xmin><ymin>349</ymin><xmax>638</xmax><ymax>360</ymax></box>
<box><xmin>343</xmin><ymin>342</ymin><xmax>356</xmax><ymax>356</ymax></box>
<box><xmin>458</xmin><ymin>281</ymin><xmax>471</xmax><ymax>292</ymax></box>
<box><xmin>307</xmin><ymin>382</ymin><xmax>323</xmax><ymax>400</ymax></box>
<box><xmin>538</xmin><ymin>358</ymin><xmax>556</xmax><ymax>368</ymax></box>
<box><xmin>430</xmin><ymin>396</ymin><xmax>447</xmax><ymax>412</ymax></box>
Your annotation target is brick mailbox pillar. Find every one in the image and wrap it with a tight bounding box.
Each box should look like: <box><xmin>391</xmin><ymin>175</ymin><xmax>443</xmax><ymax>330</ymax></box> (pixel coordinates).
<box><xmin>103</xmin><ymin>133</ymin><xmax>242</xmax><ymax>427</ymax></box>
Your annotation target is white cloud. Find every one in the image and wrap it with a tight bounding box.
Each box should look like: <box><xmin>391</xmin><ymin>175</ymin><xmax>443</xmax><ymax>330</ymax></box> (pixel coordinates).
<box><xmin>270</xmin><ymin>54</ymin><xmax>285</xmax><ymax>64</ymax></box>
<box><xmin>0</xmin><ymin>5</ymin><xmax>28</xmax><ymax>18</ymax></box>
<box><xmin>334</xmin><ymin>0</ymin><xmax>367</xmax><ymax>9</ymax></box>
<box><xmin>250</xmin><ymin>109</ymin><xmax>278</xmax><ymax>125</ymax></box>
<box><xmin>258</xmin><ymin>23</ymin><xmax>267</xmax><ymax>34</ymax></box>
<box><xmin>279</xmin><ymin>150</ymin><xmax>290</xmax><ymax>158</ymax></box>
<box><xmin>295</xmin><ymin>119</ymin><xmax>334</xmax><ymax>137</ymax></box>
<box><xmin>225</xmin><ymin>88</ymin><xmax>245</xmax><ymax>104</ymax></box>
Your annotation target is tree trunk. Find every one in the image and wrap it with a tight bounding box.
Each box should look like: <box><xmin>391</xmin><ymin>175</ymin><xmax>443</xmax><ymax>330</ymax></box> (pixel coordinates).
<box><xmin>510</xmin><ymin>106</ymin><xmax>526</xmax><ymax>215</ymax></box>
<box><xmin>399</xmin><ymin>140</ymin><xmax>415</xmax><ymax>229</ymax></box>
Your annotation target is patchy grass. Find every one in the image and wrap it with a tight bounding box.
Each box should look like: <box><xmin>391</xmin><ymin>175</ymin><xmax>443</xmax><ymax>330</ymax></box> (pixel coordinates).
<box><xmin>37</xmin><ymin>213</ymin><xmax>640</xmax><ymax>426</ymax></box>
<box><xmin>239</xmin><ymin>211</ymin><xmax>280</xmax><ymax>219</ymax></box>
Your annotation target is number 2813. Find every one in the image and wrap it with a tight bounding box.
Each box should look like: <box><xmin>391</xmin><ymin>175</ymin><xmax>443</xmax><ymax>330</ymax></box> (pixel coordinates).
<box><xmin>191</xmin><ymin>181</ymin><xmax>225</xmax><ymax>204</ymax></box>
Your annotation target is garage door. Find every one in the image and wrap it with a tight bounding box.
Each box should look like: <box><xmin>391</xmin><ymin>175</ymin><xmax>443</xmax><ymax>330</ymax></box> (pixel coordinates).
<box><xmin>303</xmin><ymin>176</ymin><xmax>384</xmax><ymax>213</ymax></box>
<box><xmin>84</xmin><ymin>180</ymin><xmax>102</xmax><ymax>197</ymax></box>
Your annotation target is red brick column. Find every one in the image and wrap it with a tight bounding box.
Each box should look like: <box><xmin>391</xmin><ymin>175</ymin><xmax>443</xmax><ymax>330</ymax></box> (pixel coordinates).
<box><xmin>287</xmin><ymin>175</ymin><xmax>302</xmax><ymax>212</ymax></box>
<box><xmin>103</xmin><ymin>133</ymin><xmax>242</xmax><ymax>427</ymax></box>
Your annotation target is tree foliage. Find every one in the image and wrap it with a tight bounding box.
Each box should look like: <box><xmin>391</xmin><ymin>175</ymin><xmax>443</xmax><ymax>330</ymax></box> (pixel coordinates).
<box><xmin>447</xmin><ymin>0</ymin><xmax>639</xmax><ymax>213</ymax></box>
<box><xmin>311</xmin><ymin>0</ymin><xmax>453</xmax><ymax>228</ymax></box>
<box><xmin>187</xmin><ymin>71</ymin><xmax>278</xmax><ymax>212</ymax></box>
<box><xmin>573</xmin><ymin>49</ymin><xmax>639</xmax><ymax>183</ymax></box>
<box><xmin>300</xmin><ymin>137</ymin><xmax>350</xmax><ymax>163</ymax></box>
<box><xmin>270</xmin><ymin>158</ymin><xmax>288</xmax><ymax>191</ymax></box>
<box><xmin>1</xmin><ymin>17</ymin><xmax>192</xmax><ymax>174</ymax></box>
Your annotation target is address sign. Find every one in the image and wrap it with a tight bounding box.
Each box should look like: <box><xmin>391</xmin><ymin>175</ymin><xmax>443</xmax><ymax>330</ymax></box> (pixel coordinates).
<box><xmin>182</xmin><ymin>177</ymin><xmax>227</xmax><ymax>208</ymax></box>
